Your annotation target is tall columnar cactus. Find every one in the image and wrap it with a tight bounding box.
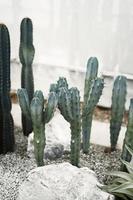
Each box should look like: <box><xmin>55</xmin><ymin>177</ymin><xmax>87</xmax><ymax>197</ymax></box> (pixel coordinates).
<box><xmin>121</xmin><ymin>99</ymin><xmax>133</xmax><ymax>168</ymax></box>
<box><xmin>58</xmin><ymin>87</ymin><xmax>81</xmax><ymax>166</ymax></box>
<box><xmin>0</xmin><ymin>24</ymin><xmax>15</xmax><ymax>154</ymax></box>
<box><xmin>17</xmin><ymin>89</ymin><xmax>57</xmax><ymax>166</ymax></box>
<box><xmin>19</xmin><ymin>18</ymin><xmax>35</xmax><ymax>136</ymax></box>
<box><xmin>82</xmin><ymin>78</ymin><xmax>104</xmax><ymax>153</ymax></box>
<box><xmin>110</xmin><ymin>76</ymin><xmax>127</xmax><ymax>151</ymax></box>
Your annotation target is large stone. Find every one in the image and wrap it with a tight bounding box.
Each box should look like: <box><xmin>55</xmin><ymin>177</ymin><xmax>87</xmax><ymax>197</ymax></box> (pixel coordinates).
<box><xmin>17</xmin><ymin>162</ymin><xmax>114</xmax><ymax>200</ymax></box>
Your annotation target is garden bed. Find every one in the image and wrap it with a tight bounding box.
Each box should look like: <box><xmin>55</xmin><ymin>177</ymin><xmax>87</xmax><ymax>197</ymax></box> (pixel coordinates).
<box><xmin>0</xmin><ymin>126</ymin><xmax>121</xmax><ymax>200</ymax></box>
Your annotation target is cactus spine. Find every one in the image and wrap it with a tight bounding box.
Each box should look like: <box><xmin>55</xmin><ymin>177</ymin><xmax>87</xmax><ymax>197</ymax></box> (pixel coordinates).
<box><xmin>17</xmin><ymin>89</ymin><xmax>57</xmax><ymax>166</ymax></box>
<box><xmin>0</xmin><ymin>24</ymin><xmax>15</xmax><ymax>154</ymax></box>
<box><xmin>82</xmin><ymin>78</ymin><xmax>104</xmax><ymax>153</ymax></box>
<box><xmin>19</xmin><ymin>18</ymin><xmax>35</xmax><ymax>136</ymax></box>
<box><xmin>58</xmin><ymin>87</ymin><xmax>81</xmax><ymax>166</ymax></box>
<box><xmin>82</xmin><ymin>57</ymin><xmax>104</xmax><ymax>153</ymax></box>
<box><xmin>110</xmin><ymin>76</ymin><xmax>127</xmax><ymax>151</ymax></box>
<box><xmin>121</xmin><ymin>99</ymin><xmax>133</xmax><ymax>166</ymax></box>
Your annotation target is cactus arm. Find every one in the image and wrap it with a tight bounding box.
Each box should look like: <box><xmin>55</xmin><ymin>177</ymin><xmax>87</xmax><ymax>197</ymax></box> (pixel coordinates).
<box><xmin>34</xmin><ymin>90</ymin><xmax>44</xmax><ymax>108</ymax></box>
<box><xmin>83</xmin><ymin>57</ymin><xmax>98</xmax><ymax>105</ymax></box>
<box><xmin>44</xmin><ymin>92</ymin><xmax>58</xmax><ymax>123</ymax></box>
<box><xmin>110</xmin><ymin>76</ymin><xmax>127</xmax><ymax>151</ymax></box>
<box><xmin>58</xmin><ymin>87</ymin><xmax>73</xmax><ymax>122</ymax></box>
<box><xmin>30</xmin><ymin>97</ymin><xmax>45</xmax><ymax>166</ymax></box>
<box><xmin>82</xmin><ymin>78</ymin><xmax>104</xmax><ymax>153</ymax></box>
<box><xmin>121</xmin><ymin>99</ymin><xmax>133</xmax><ymax>167</ymax></box>
<box><xmin>17</xmin><ymin>89</ymin><xmax>31</xmax><ymax>120</ymax></box>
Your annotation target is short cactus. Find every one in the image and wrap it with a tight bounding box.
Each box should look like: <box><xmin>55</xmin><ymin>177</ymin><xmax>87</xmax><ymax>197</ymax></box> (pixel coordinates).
<box><xmin>17</xmin><ymin>89</ymin><xmax>57</xmax><ymax>166</ymax></box>
<box><xmin>58</xmin><ymin>87</ymin><xmax>81</xmax><ymax>166</ymax></box>
<box><xmin>121</xmin><ymin>98</ymin><xmax>133</xmax><ymax>169</ymax></box>
<box><xmin>110</xmin><ymin>76</ymin><xmax>127</xmax><ymax>151</ymax></box>
<box><xmin>0</xmin><ymin>24</ymin><xmax>15</xmax><ymax>154</ymax></box>
<box><xmin>82</xmin><ymin>77</ymin><xmax>104</xmax><ymax>153</ymax></box>
<box><xmin>19</xmin><ymin>17</ymin><xmax>35</xmax><ymax>136</ymax></box>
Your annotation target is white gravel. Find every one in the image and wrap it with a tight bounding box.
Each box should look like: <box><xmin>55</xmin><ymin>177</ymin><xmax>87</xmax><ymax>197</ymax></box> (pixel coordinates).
<box><xmin>0</xmin><ymin>127</ymin><xmax>121</xmax><ymax>200</ymax></box>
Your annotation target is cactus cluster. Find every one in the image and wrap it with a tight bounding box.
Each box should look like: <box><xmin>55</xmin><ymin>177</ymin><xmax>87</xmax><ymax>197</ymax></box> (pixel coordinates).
<box><xmin>82</xmin><ymin>57</ymin><xmax>104</xmax><ymax>153</ymax></box>
<box><xmin>17</xmin><ymin>89</ymin><xmax>57</xmax><ymax>166</ymax></box>
<box><xmin>110</xmin><ymin>76</ymin><xmax>127</xmax><ymax>151</ymax></box>
<box><xmin>121</xmin><ymin>98</ymin><xmax>133</xmax><ymax>170</ymax></box>
<box><xmin>0</xmin><ymin>24</ymin><xmax>15</xmax><ymax>154</ymax></box>
<box><xmin>19</xmin><ymin>18</ymin><xmax>35</xmax><ymax>136</ymax></box>
<box><xmin>58</xmin><ymin>86</ymin><xmax>81</xmax><ymax>166</ymax></box>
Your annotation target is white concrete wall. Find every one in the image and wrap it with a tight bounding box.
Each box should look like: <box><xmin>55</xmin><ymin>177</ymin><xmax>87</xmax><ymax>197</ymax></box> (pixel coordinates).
<box><xmin>0</xmin><ymin>0</ymin><xmax>133</xmax><ymax>74</ymax></box>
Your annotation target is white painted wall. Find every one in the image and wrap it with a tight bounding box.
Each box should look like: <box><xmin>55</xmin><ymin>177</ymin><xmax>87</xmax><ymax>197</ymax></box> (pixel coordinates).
<box><xmin>0</xmin><ymin>0</ymin><xmax>133</xmax><ymax>74</ymax></box>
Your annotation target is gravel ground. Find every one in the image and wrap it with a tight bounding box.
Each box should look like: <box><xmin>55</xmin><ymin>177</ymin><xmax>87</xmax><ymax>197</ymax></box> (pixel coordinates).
<box><xmin>0</xmin><ymin>127</ymin><xmax>121</xmax><ymax>200</ymax></box>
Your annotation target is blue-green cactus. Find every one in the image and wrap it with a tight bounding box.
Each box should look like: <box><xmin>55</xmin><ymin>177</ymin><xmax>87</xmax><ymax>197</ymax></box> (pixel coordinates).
<box><xmin>0</xmin><ymin>24</ymin><xmax>15</xmax><ymax>154</ymax></box>
<box><xmin>82</xmin><ymin>77</ymin><xmax>104</xmax><ymax>153</ymax></box>
<box><xmin>58</xmin><ymin>87</ymin><xmax>81</xmax><ymax>166</ymax></box>
<box><xmin>110</xmin><ymin>76</ymin><xmax>127</xmax><ymax>151</ymax></box>
<box><xmin>83</xmin><ymin>57</ymin><xmax>98</xmax><ymax>105</ymax></box>
<box><xmin>121</xmin><ymin>99</ymin><xmax>133</xmax><ymax>168</ymax></box>
<box><xmin>19</xmin><ymin>18</ymin><xmax>35</xmax><ymax>136</ymax></box>
<box><xmin>17</xmin><ymin>89</ymin><xmax>57</xmax><ymax>166</ymax></box>
<box><xmin>50</xmin><ymin>77</ymin><xmax>68</xmax><ymax>94</ymax></box>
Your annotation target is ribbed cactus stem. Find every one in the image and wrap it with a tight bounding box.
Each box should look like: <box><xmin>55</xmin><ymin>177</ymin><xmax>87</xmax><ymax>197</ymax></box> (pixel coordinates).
<box><xmin>69</xmin><ymin>88</ymin><xmax>81</xmax><ymax>166</ymax></box>
<box><xmin>110</xmin><ymin>76</ymin><xmax>127</xmax><ymax>151</ymax></box>
<box><xmin>49</xmin><ymin>83</ymin><xmax>58</xmax><ymax>93</ymax></box>
<box><xmin>84</xmin><ymin>57</ymin><xmax>98</xmax><ymax>105</ymax></box>
<box><xmin>18</xmin><ymin>89</ymin><xmax>57</xmax><ymax>166</ymax></box>
<box><xmin>121</xmin><ymin>99</ymin><xmax>133</xmax><ymax>167</ymax></box>
<box><xmin>58</xmin><ymin>86</ymin><xmax>81</xmax><ymax>166</ymax></box>
<box><xmin>30</xmin><ymin>97</ymin><xmax>45</xmax><ymax>166</ymax></box>
<box><xmin>19</xmin><ymin>18</ymin><xmax>35</xmax><ymax>136</ymax></box>
<box><xmin>57</xmin><ymin>77</ymin><xmax>68</xmax><ymax>90</ymax></box>
<box><xmin>82</xmin><ymin>78</ymin><xmax>104</xmax><ymax>153</ymax></box>
<box><xmin>0</xmin><ymin>24</ymin><xmax>15</xmax><ymax>154</ymax></box>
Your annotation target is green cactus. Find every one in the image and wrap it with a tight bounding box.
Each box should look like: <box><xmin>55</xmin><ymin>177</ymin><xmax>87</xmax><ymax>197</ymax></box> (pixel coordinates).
<box><xmin>0</xmin><ymin>24</ymin><xmax>15</xmax><ymax>154</ymax></box>
<box><xmin>121</xmin><ymin>99</ymin><xmax>133</xmax><ymax>170</ymax></box>
<box><xmin>110</xmin><ymin>76</ymin><xmax>127</xmax><ymax>151</ymax></box>
<box><xmin>57</xmin><ymin>77</ymin><xmax>68</xmax><ymax>89</ymax></box>
<box><xmin>82</xmin><ymin>77</ymin><xmax>104</xmax><ymax>153</ymax></box>
<box><xmin>83</xmin><ymin>57</ymin><xmax>98</xmax><ymax>105</ymax></box>
<box><xmin>58</xmin><ymin>87</ymin><xmax>81</xmax><ymax>166</ymax></box>
<box><xmin>19</xmin><ymin>17</ymin><xmax>35</xmax><ymax>136</ymax></box>
<box><xmin>50</xmin><ymin>77</ymin><xmax>68</xmax><ymax>94</ymax></box>
<box><xmin>17</xmin><ymin>89</ymin><xmax>57</xmax><ymax>166</ymax></box>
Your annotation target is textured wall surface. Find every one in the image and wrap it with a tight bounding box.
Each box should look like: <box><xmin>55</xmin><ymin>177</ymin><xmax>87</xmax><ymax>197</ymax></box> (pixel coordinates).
<box><xmin>0</xmin><ymin>0</ymin><xmax>133</xmax><ymax>74</ymax></box>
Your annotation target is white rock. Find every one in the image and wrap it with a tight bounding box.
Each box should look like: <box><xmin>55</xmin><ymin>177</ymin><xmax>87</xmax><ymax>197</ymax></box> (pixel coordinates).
<box><xmin>17</xmin><ymin>162</ymin><xmax>114</xmax><ymax>200</ymax></box>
